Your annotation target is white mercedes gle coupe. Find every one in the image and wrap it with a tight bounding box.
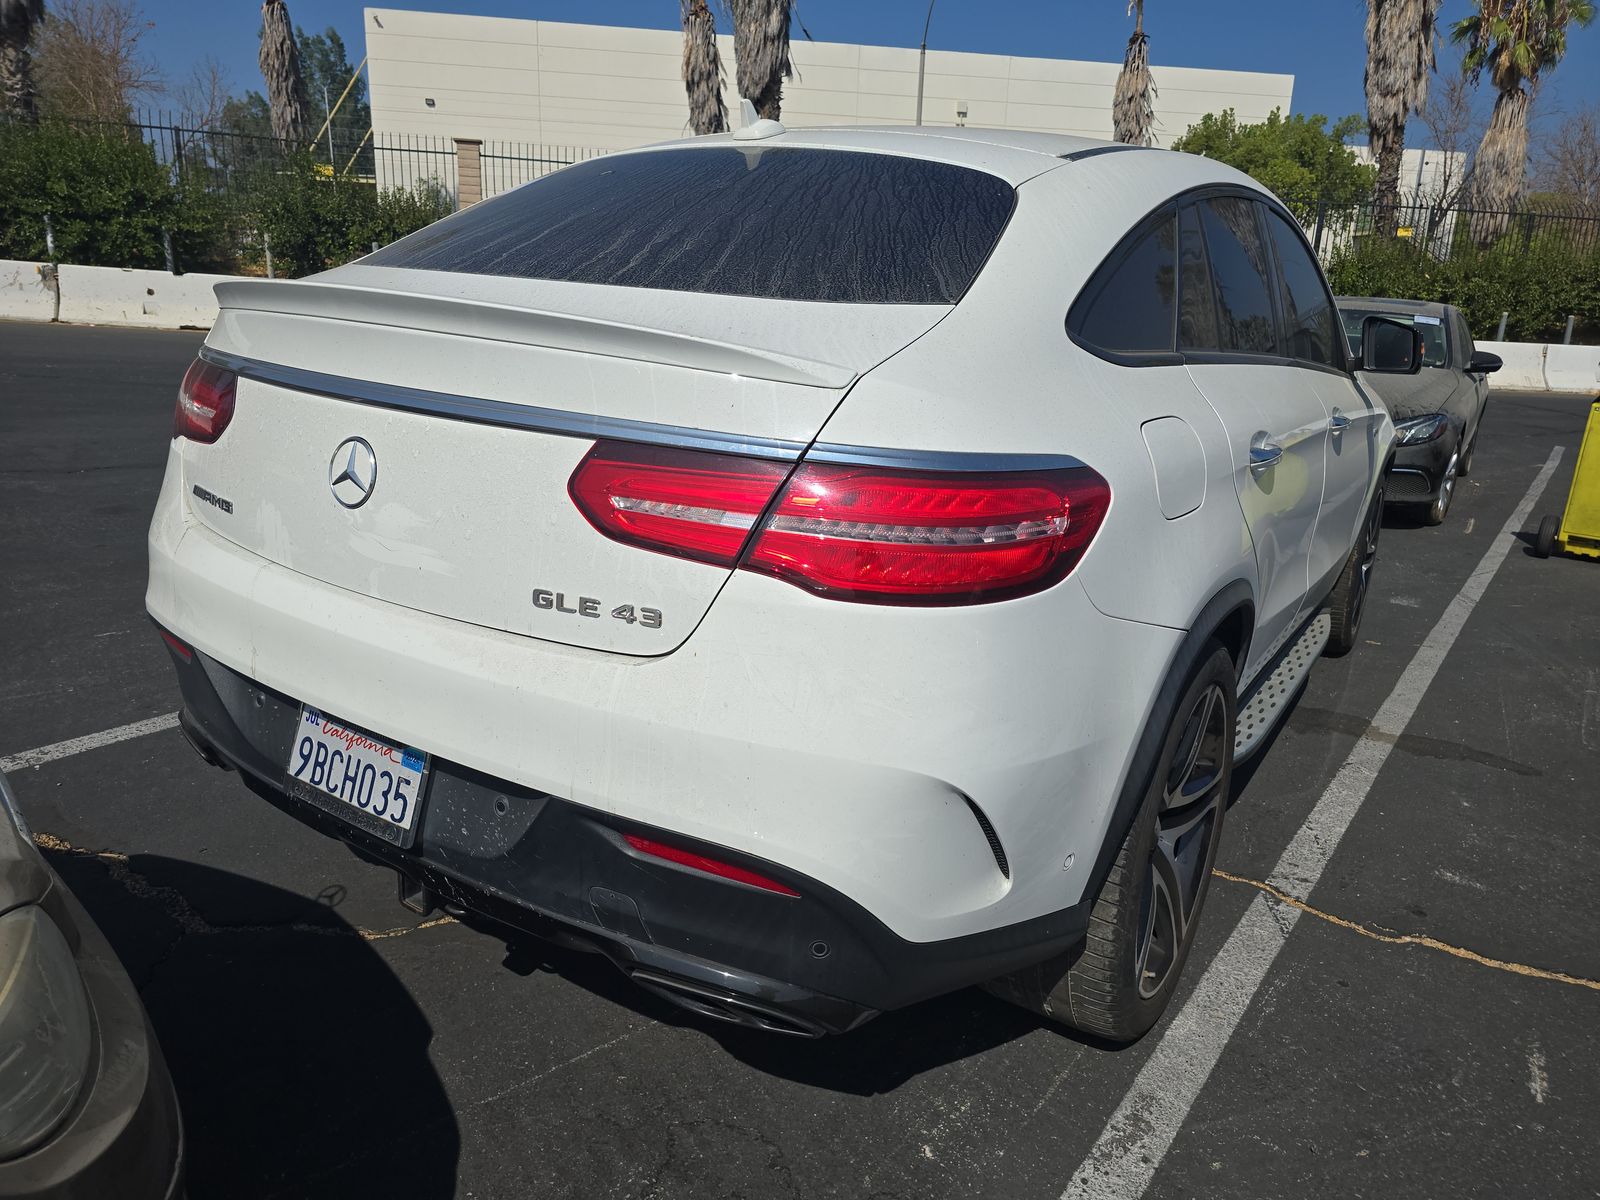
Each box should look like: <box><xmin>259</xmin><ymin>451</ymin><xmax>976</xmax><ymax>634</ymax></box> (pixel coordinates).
<box><xmin>148</xmin><ymin>124</ymin><xmax>1422</xmax><ymax>1040</ymax></box>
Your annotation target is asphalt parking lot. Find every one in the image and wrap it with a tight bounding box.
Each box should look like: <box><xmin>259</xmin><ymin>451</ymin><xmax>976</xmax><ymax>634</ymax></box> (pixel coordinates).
<box><xmin>2</xmin><ymin>320</ymin><xmax>1597</xmax><ymax>1200</ymax></box>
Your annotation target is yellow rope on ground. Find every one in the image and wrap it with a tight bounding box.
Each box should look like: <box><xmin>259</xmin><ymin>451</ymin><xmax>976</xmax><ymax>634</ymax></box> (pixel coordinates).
<box><xmin>1212</xmin><ymin>867</ymin><xmax>1600</xmax><ymax>993</ymax></box>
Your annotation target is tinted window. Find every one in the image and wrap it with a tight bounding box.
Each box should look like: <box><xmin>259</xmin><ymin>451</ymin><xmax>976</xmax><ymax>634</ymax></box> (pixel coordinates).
<box><xmin>364</xmin><ymin>148</ymin><xmax>1015</xmax><ymax>304</ymax></box>
<box><xmin>1178</xmin><ymin>203</ymin><xmax>1219</xmax><ymax>351</ymax></box>
<box><xmin>1071</xmin><ymin>209</ymin><xmax>1177</xmax><ymax>353</ymax></box>
<box><xmin>1197</xmin><ymin>198</ymin><xmax>1278</xmax><ymax>355</ymax></box>
<box><xmin>1265</xmin><ymin>210</ymin><xmax>1340</xmax><ymax>367</ymax></box>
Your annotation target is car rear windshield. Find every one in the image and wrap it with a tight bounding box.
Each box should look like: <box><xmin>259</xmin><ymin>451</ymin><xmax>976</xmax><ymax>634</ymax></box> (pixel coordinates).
<box><xmin>362</xmin><ymin>147</ymin><xmax>1016</xmax><ymax>304</ymax></box>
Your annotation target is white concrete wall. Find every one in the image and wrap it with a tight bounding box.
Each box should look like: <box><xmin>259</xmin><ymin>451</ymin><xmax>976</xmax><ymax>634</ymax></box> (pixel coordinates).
<box><xmin>1479</xmin><ymin>341</ymin><xmax>1600</xmax><ymax>393</ymax></box>
<box><xmin>362</xmin><ymin>9</ymin><xmax>1293</xmax><ymax>155</ymax></box>
<box><xmin>54</xmin><ymin>265</ymin><xmax>235</xmax><ymax>329</ymax></box>
<box><xmin>0</xmin><ymin>262</ymin><xmax>241</xmax><ymax>330</ymax></box>
<box><xmin>0</xmin><ymin>260</ymin><xmax>56</xmax><ymax>322</ymax></box>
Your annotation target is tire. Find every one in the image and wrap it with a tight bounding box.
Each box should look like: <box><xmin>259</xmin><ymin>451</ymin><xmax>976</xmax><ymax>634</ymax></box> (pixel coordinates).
<box><xmin>1458</xmin><ymin>432</ymin><xmax>1477</xmax><ymax>477</ymax></box>
<box><xmin>1425</xmin><ymin>454</ymin><xmax>1459</xmax><ymax>526</ymax></box>
<box><xmin>984</xmin><ymin>643</ymin><xmax>1235</xmax><ymax>1043</ymax></box>
<box><xmin>1325</xmin><ymin>480</ymin><xmax>1384</xmax><ymax>657</ymax></box>
<box><xmin>1534</xmin><ymin>514</ymin><xmax>1559</xmax><ymax>559</ymax></box>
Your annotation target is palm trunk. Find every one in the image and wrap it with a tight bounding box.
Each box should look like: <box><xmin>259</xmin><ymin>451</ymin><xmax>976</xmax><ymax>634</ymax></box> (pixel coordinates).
<box><xmin>259</xmin><ymin>0</ymin><xmax>311</xmax><ymax>145</ymax></box>
<box><xmin>0</xmin><ymin>29</ymin><xmax>37</xmax><ymax>119</ymax></box>
<box><xmin>1371</xmin><ymin>132</ymin><xmax>1405</xmax><ymax>238</ymax></box>
<box><xmin>681</xmin><ymin>0</ymin><xmax>727</xmax><ymax>135</ymax></box>
<box><xmin>730</xmin><ymin>0</ymin><xmax>792</xmax><ymax>122</ymax></box>
<box><xmin>1113</xmin><ymin>2</ymin><xmax>1155</xmax><ymax>146</ymax></box>
<box><xmin>1468</xmin><ymin>84</ymin><xmax>1531</xmax><ymax>244</ymax></box>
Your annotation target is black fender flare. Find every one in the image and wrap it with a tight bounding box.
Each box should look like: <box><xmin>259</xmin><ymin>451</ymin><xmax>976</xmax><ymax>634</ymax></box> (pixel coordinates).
<box><xmin>1082</xmin><ymin>579</ymin><xmax>1254</xmax><ymax>904</ymax></box>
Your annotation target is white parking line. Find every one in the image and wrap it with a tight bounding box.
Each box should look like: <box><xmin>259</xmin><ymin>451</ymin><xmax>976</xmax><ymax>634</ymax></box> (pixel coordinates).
<box><xmin>1061</xmin><ymin>447</ymin><xmax>1565</xmax><ymax>1200</ymax></box>
<box><xmin>0</xmin><ymin>712</ymin><xmax>180</xmax><ymax>773</ymax></box>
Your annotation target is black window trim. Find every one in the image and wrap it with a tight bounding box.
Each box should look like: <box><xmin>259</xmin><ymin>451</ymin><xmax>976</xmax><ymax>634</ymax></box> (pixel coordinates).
<box><xmin>1064</xmin><ymin>200</ymin><xmax>1183</xmax><ymax>366</ymax></box>
<box><xmin>1068</xmin><ymin>183</ymin><xmax>1355</xmax><ymax>378</ymax></box>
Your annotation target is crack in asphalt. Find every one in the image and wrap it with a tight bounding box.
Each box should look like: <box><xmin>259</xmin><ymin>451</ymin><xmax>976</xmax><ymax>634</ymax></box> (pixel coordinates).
<box><xmin>32</xmin><ymin>830</ymin><xmax>458</xmax><ymax>943</ymax></box>
<box><xmin>1212</xmin><ymin>867</ymin><xmax>1600</xmax><ymax>993</ymax></box>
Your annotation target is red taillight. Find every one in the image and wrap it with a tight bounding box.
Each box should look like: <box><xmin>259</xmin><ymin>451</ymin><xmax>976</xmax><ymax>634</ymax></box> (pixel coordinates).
<box><xmin>748</xmin><ymin>462</ymin><xmax>1110</xmax><ymax>603</ymax></box>
<box><xmin>568</xmin><ymin>441</ymin><xmax>789</xmax><ymax>567</ymax></box>
<box><xmin>174</xmin><ymin>358</ymin><xmax>237</xmax><ymax>443</ymax></box>
<box><xmin>623</xmin><ymin>834</ymin><xmax>800</xmax><ymax>897</ymax></box>
<box><xmin>568</xmin><ymin>441</ymin><xmax>1110</xmax><ymax>605</ymax></box>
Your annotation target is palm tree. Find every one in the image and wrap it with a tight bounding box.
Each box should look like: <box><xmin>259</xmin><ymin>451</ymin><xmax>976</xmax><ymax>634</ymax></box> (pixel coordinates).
<box><xmin>680</xmin><ymin>0</ymin><xmax>727</xmax><ymax>134</ymax></box>
<box><xmin>259</xmin><ymin>0</ymin><xmax>310</xmax><ymax>145</ymax></box>
<box><xmin>1113</xmin><ymin>0</ymin><xmax>1156</xmax><ymax>146</ymax></box>
<box><xmin>0</xmin><ymin>0</ymin><xmax>44</xmax><ymax>120</ymax></box>
<box><xmin>1453</xmin><ymin>0</ymin><xmax>1597</xmax><ymax>223</ymax></box>
<box><xmin>729</xmin><ymin>0</ymin><xmax>792</xmax><ymax>122</ymax></box>
<box><xmin>1364</xmin><ymin>0</ymin><xmax>1442</xmax><ymax>235</ymax></box>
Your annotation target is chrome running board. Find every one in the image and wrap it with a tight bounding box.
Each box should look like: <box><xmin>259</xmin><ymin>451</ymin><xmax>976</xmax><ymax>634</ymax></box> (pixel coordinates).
<box><xmin>1233</xmin><ymin>613</ymin><xmax>1331</xmax><ymax>763</ymax></box>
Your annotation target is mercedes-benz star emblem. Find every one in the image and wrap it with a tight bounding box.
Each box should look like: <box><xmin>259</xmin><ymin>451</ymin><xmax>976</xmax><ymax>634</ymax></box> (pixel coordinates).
<box><xmin>328</xmin><ymin>437</ymin><xmax>378</xmax><ymax>509</ymax></box>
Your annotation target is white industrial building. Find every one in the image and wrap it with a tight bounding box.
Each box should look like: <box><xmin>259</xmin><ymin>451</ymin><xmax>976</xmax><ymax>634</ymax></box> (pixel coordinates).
<box><xmin>362</xmin><ymin>8</ymin><xmax>1295</xmax><ymax>200</ymax></box>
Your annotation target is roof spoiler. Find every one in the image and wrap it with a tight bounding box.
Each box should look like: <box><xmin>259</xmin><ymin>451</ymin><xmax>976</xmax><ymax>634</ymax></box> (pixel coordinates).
<box><xmin>211</xmin><ymin>278</ymin><xmax>856</xmax><ymax>390</ymax></box>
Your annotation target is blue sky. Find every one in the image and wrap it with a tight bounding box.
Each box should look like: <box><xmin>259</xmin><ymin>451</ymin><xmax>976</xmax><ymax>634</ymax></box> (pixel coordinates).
<box><xmin>137</xmin><ymin>1</ymin><xmax>1600</xmax><ymax>145</ymax></box>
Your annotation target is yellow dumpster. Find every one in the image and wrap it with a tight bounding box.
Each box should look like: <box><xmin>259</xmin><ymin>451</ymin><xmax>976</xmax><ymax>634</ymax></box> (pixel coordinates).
<box><xmin>1534</xmin><ymin>397</ymin><xmax>1600</xmax><ymax>560</ymax></box>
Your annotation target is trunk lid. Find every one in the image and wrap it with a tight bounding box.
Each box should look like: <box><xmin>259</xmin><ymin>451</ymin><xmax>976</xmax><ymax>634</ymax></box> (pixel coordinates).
<box><xmin>183</xmin><ymin>274</ymin><xmax>947</xmax><ymax>655</ymax></box>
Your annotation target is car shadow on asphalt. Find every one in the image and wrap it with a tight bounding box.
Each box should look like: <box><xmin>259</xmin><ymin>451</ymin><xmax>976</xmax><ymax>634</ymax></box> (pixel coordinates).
<box><xmin>44</xmin><ymin>851</ymin><xmax>461</xmax><ymax>1200</ymax></box>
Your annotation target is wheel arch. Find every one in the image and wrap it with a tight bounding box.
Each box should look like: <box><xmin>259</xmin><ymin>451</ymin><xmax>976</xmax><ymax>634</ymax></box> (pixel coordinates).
<box><xmin>1082</xmin><ymin>578</ymin><xmax>1253</xmax><ymax>907</ymax></box>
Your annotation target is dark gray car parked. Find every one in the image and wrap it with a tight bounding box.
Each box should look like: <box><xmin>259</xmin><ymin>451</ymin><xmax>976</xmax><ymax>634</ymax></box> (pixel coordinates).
<box><xmin>0</xmin><ymin>771</ymin><xmax>184</xmax><ymax>1199</ymax></box>
<box><xmin>1337</xmin><ymin>297</ymin><xmax>1503</xmax><ymax>524</ymax></box>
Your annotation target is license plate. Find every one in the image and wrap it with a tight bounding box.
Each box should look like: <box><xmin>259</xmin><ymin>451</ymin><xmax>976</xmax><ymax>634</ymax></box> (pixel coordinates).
<box><xmin>284</xmin><ymin>707</ymin><xmax>428</xmax><ymax>846</ymax></box>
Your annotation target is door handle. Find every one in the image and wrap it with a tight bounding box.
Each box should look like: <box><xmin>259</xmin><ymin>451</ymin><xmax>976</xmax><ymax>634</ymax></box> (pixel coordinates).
<box><xmin>1329</xmin><ymin>409</ymin><xmax>1351</xmax><ymax>431</ymax></box>
<box><xmin>1249</xmin><ymin>437</ymin><xmax>1284</xmax><ymax>471</ymax></box>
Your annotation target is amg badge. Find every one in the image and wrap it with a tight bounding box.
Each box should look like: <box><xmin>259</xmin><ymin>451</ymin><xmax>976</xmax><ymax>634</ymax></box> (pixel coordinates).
<box><xmin>191</xmin><ymin>484</ymin><xmax>234</xmax><ymax>514</ymax></box>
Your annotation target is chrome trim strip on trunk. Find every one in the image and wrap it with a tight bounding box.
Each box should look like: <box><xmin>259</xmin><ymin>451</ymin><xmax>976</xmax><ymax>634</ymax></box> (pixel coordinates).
<box><xmin>200</xmin><ymin>347</ymin><xmax>809</xmax><ymax>461</ymax></box>
<box><xmin>805</xmin><ymin>444</ymin><xmax>1086</xmax><ymax>473</ymax></box>
<box><xmin>201</xmin><ymin>348</ymin><xmax>1089</xmax><ymax>474</ymax></box>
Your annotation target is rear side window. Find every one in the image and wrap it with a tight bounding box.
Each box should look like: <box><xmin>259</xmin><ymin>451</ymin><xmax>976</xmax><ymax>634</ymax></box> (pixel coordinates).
<box><xmin>363</xmin><ymin>148</ymin><xmax>1016</xmax><ymax>304</ymax></box>
<box><xmin>1069</xmin><ymin>208</ymin><xmax>1177</xmax><ymax>354</ymax></box>
<box><xmin>1197</xmin><ymin>198</ymin><xmax>1278</xmax><ymax>355</ymax></box>
<box><xmin>1264</xmin><ymin>209</ymin><xmax>1340</xmax><ymax>367</ymax></box>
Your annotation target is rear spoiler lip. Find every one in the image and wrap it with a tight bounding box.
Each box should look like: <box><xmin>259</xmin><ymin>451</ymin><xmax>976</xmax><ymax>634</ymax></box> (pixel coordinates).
<box><xmin>210</xmin><ymin>278</ymin><xmax>858</xmax><ymax>390</ymax></box>
<box><xmin>199</xmin><ymin>345</ymin><xmax>812</xmax><ymax>461</ymax></box>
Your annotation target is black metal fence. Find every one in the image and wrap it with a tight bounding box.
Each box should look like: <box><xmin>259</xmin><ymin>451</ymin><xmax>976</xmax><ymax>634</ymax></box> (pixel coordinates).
<box><xmin>100</xmin><ymin>111</ymin><xmax>605</xmax><ymax>210</ymax></box>
<box><xmin>1278</xmin><ymin>187</ymin><xmax>1600</xmax><ymax>265</ymax></box>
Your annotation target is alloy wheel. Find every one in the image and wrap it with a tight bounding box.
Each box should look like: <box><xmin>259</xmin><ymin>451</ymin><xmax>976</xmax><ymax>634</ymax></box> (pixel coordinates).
<box><xmin>1349</xmin><ymin>488</ymin><xmax>1383</xmax><ymax>629</ymax></box>
<box><xmin>1136</xmin><ymin>681</ymin><xmax>1228</xmax><ymax>999</ymax></box>
<box><xmin>1431</xmin><ymin>459</ymin><xmax>1458</xmax><ymax>525</ymax></box>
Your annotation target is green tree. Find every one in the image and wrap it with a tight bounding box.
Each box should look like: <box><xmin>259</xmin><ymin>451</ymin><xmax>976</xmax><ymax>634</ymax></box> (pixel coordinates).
<box><xmin>1171</xmin><ymin>108</ymin><xmax>1377</xmax><ymax>208</ymax></box>
<box><xmin>296</xmin><ymin>25</ymin><xmax>369</xmax><ymax>165</ymax></box>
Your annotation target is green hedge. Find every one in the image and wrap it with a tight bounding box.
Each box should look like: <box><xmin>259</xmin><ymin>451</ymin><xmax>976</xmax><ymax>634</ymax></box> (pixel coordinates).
<box><xmin>0</xmin><ymin>122</ymin><xmax>450</xmax><ymax>277</ymax></box>
<box><xmin>1324</xmin><ymin>238</ymin><xmax>1600</xmax><ymax>344</ymax></box>
<box><xmin>0</xmin><ymin>120</ymin><xmax>232</xmax><ymax>270</ymax></box>
<box><xmin>242</xmin><ymin>153</ymin><xmax>452</xmax><ymax>277</ymax></box>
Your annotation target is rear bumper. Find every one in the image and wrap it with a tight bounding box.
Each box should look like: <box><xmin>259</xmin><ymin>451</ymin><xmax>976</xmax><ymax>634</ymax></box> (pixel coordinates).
<box><xmin>166</xmin><ymin>643</ymin><xmax>1088</xmax><ymax>1035</ymax></box>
